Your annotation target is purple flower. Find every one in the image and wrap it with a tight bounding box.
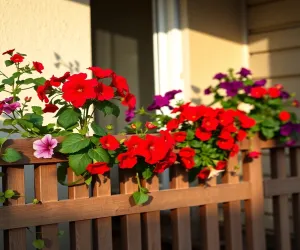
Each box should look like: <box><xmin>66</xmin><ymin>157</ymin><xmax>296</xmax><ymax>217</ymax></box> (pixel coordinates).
<box><xmin>213</xmin><ymin>73</ymin><xmax>227</xmax><ymax>80</ymax></box>
<box><xmin>237</xmin><ymin>67</ymin><xmax>251</xmax><ymax>77</ymax></box>
<box><xmin>3</xmin><ymin>102</ymin><xmax>20</xmax><ymax>114</ymax></box>
<box><xmin>147</xmin><ymin>89</ymin><xmax>182</xmax><ymax>111</ymax></box>
<box><xmin>280</xmin><ymin>91</ymin><xmax>290</xmax><ymax>99</ymax></box>
<box><xmin>220</xmin><ymin>81</ymin><xmax>244</xmax><ymax>97</ymax></box>
<box><xmin>280</xmin><ymin>122</ymin><xmax>294</xmax><ymax>136</ymax></box>
<box><xmin>286</xmin><ymin>139</ymin><xmax>296</xmax><ymax>147</ymax></box>
<box><xmin>125</xmin><ymin>108</ymin><xmax>135</xmax><ymax>122</ymax></box>
<box><xmin>204</xmin><ymin>87</ymin><xmax>212</xmax><ymax>95</ymax></box>
<box><xmin>244</xmin><ymin>85</ymin><xmax>252</xmax><ymax>94</ymax></box>
<box><xmin>253</xmin><ymin>79</ymin><xmax>266</xmax><ymax>87</ymax></box>
<box><xmin>3</xmin><ymin>97</ymin><xmax>13</xmax><ymax>103</ymax></box>
<box><xmin>33</xmin><ymin>134</ymin><xmax>58</xmax><ymax>159</ymax></box>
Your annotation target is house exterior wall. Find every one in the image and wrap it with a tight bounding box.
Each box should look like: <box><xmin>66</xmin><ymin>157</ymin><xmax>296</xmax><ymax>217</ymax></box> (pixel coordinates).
<box><xmin>184</xmin><ymin>0</ymin><xmax>247</xmax><ymax>106</ymax></box>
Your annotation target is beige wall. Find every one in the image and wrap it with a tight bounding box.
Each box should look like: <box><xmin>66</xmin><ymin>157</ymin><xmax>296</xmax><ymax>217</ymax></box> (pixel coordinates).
<box><xmin>185</xmin><ymin>0</ymin><xmax>247</xmax><ymax>105</ymax></box>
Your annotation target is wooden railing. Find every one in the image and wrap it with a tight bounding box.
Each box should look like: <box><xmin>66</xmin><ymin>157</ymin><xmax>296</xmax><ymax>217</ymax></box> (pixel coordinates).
<box><xmin>0</xmin><ymin>135</ymin><xmax>300</xmax><ymax>250</ymax></box>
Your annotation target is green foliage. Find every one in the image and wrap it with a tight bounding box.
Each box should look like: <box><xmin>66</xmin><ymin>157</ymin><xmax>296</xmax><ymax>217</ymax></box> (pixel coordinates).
<box><xmin>5</xmin><ymin>60</ymin><xmax>13</xmax><ymax>67</ymax></box>
<box><xmin>88</xmin><ymin>148</ymin><xmax>110</xmax><ymax>163</ymax></box>
<box><xmin>68</xmin><ymin>153</ymin><xmax>92</xmax><ymax>176</ymax></box>
<box><xmin>132</xmin><ymin>190</ymin><xmax>149</xmax><ymax>205</ymax></box>
<box><xmin>59</xmin><ymin>134</ymin><xmax>90</xmax><ymax>154</ymax></box>
<box><xmin>32</xmin><ymin>239</ymin><xmax>45</xmax><ymax>249</ymax></box>
<box><xmin>91</xmin><ymin>121</ymin><xmax>107</xmax><ymax>136</ymax></box>
<box><xmin>95</xmin><ymin>100</ymin><xmax>120</xmax><ymax>117</ymax></box>
<box><xmin>2</xmin><ymin>148</ymin><xmax>22</xmax><ymax>163</ymax></box>
<box><xmin>142</xmin><ymin>168</ymin><xmax>153</xmax><ymax>180</ymax></box>
<box><xmin>57</xmin><ymin>108</ymin><xmax>81</xmax><ymax>129</ymax></box>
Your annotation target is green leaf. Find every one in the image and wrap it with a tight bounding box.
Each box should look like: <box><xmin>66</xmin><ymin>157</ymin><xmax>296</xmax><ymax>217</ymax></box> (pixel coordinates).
<box><xmin>261</xmin><ymin>127</ymin><xmax>275</xmax><ymax>139</ymax></box>
<box><xmin>32</xmin><ymin>198</ymin><xmax>40</xmax><ymax>204</ymax></box>
<box><xmin>194</xmin><ymin>155</ymin><xmax>201</xmax><ymax>167</ymax></box>
<box><xmin>190</xmin><ymin>140</ymin><xmax>202</xmax><ymax>148</ymax></box>
<box><xmin>85</xmin><ymin>176</ymin><xmax>93</xmax><ymax>185</ymax></box>
<box><xmin>3</xmin><ymin>119</ymin><xmax>14</xmax><ymax>126</ymax></box>
<box><xmin>5</xmin><ymin>60</ymin><xmax>13</xmax><ymax>67</ymax></box>
<box><xmin>12</xmin><ymin>72</ymin><xmax>22</xmax><ymax>78</ymax></box>
<box><xmin>24</xmin><ymin>78</ymin><xmax>34</xmax><ymax>84</ymax></box>
<box><xmin>0</xmin><ymin>138</ymin><xmax>7</xmax><ymax>146</ymax></box>
<box><xmin>33</xmin><ymin>77</ymin><xmax>47</xmax><ymax>86</ymax></box>
<box><xmin>60</xmin><ymin>134</ymin><xmax>90</xmax><ymax>154</ymax></box>
<box><xmin>261</xmin><ymin>118</ymin><xmax>280</xmax><ymax>128</ymax></box>
<box><xmin>57</xmin><ymin>108</ymin><xmax>80</xmax><ymax>129</ymax></box>
<box><xmin>0</xmin><ymin>84</ymin><xmax>5</xmax><ymax>92</ymax></box>
<box><xmin>0</xmin><ymin>196</ymin><xmax>5</xmax><ymax>203</ymax></box>
<box><xmin>91</xmin><ymin>121</ymin><xmax>107</xmax><ymax>136</ymax></box>
<box><xmin>268</xmin><ymin>98</ymin><xmax>282</xmax><ymax>106</ymax></box>
<box><xmin>57</xmin><ymin>163</ymin><xmax>68</xmax><ymax>184</ymax></box>
<box><xmin>140</xmin><ymin>187</ymin><xmax>149</xmax><ymax>193</ymax></box>
<box><xmin>95</xmin><ymin>100</ymin><xmax>120</xmax><ymax>117</ymax></box>
<box><xmin>88</xmin><ymin>148</ymin><xmax>110</xmax><ymax>163</ymax></box>
<box><xmin>132</xmin><ymin>191</ymin><xmax>149</xmax><ymax>205</ymax></box>
<box><xmin>32</xmin><ymin>106</ymin><xmax>43</xmax><ymax>115</ymax></box>
<box><xmin>0</xmin><ymin>128</ymin><xmax>18</xmax><ymax>134</ymax></box>
<box><xmin>2</xmin><ymin>77</ymin><xmax>14</xmax><ymax>85</ymax></box>
<box><xmin>23</xmin><ymin>113</ymin><xmax>43</xmax><ymax>127</ymax></box>
<box><xmin>90</xmin><ymin>136</ymin><xmax>100</xmax><ymax>146</ymax></box>
<box><xmin>69</xmin><ymin>153</ymin><xmax>92</xmax><ymax>176</ymax></box>
<box><xmin>32</xmin><ymin>239</ymin><xmax>45</xmax><ymax>249</ymax></box>
<box><xmin>186</xmin><ymin>129</ymin><xmax>195</xmax><ymax>140</ymax></box>
<box><xmin>142</xmin><ymin>168</ymin><xmax>153</xmax><ymax>180</ymax></box>
<box><xmin>2</xmin><ymin>148</ymin><xmax>22</xmax><ymax>163</ymax></box>
<box><xmin>17</xmin><ymin>119</ymin><xmax>34</xmax><ymax>129</ymax></box>
<box><xmin>4</xmin><ymin>189</ymin><xmax>15</xmax><ymax>198</ymax></box>
<box><xmin>58</xmin><ymin>230</ymin><xmax>65</xmax><ymax>238</ymax></box>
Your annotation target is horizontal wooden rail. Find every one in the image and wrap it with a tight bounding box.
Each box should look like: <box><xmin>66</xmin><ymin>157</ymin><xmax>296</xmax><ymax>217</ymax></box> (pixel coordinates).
<box><xmin>0</xmin><ymin>182</ymin><xmax>251</xmax><ymax>230</ymax></box>
<box><xmin>264</xmin><ymin>177</ymin><xmax>300</xmax><ymax>197</ymax></box>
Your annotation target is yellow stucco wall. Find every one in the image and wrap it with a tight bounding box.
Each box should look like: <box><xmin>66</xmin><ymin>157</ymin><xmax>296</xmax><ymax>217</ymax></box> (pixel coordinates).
<box><xmin>184</xmin><ymin>0</ymin><xmax>247</xmax><ymax>105</ymax></box>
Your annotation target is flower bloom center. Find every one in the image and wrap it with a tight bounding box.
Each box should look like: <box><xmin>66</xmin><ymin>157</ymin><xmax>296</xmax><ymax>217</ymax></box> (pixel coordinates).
<box><xmin>77</xmin><ymin>88</ymin><xmax>83</xmax><ymax>93</ymax></box>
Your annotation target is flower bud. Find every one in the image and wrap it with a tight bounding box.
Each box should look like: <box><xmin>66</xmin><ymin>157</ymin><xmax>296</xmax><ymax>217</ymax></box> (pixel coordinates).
<box><xmin>130</xmin><ymin>123</ymin><xmax>137</xmax><ymax>129</ymax></box>
<box><xmin>106</xmin><ymin>124</ymin><xmax>113</xmax><ymax>130</ymax></box>
<box><xmin>25</xmin><ymin>96</ymin><xmax>32</xmax><ymax>102</ymax></box>
<box><xmin>145</xmin><ymin>121</ymin><xmax>157</xmax><ymax>129</ymax></box>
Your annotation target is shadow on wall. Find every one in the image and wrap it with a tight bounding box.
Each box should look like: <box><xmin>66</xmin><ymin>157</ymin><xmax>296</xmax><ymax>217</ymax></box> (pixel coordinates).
<box><xmin>53</xmin><ymin>52</ymin><xmax>80</xmax><ymax>74</ymax></box>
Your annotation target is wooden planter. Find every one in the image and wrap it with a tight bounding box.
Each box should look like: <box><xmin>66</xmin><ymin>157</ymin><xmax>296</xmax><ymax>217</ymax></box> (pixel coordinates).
<box><xmin>0</xmin><ymin>136</ymin><xmax>300</xmax><ymax>250</ymax></box>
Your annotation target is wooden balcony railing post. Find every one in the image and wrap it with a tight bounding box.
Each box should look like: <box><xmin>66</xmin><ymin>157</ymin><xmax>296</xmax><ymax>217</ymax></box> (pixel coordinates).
<box><xmin>142</xmin><ymin>174</ymin><xmax>161</xmax><ymax>250</ymax></box>
<box><xmin>170</xmin><ymin>164</ymin><xmax>192</xmax><ymax>250</ymax></box>
<box><xmin>3</xmin><ymin>165</ymin><xmax>26</xmax><ymax>250</ymax></box>
<box><xmin>243</xmin><ymin>135</ymin><xmax>266</xmax><ymax>250</ymax></box>
<box><xmin>34</xmin><ymin>164</ymin><xmax>59</xmax><ymax>250</ymax></box>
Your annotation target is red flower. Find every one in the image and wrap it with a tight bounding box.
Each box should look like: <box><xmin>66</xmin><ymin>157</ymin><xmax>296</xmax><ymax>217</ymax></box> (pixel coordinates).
<box><xmin>43</xmin><ymin>104</ymin><xmax>58</xmax><ymax>113</ymax></box>
<box><xmin>181</xmin><ymin>157</ymin><xmax>195</xmax><ymax>169</ymax></box>
<box><xmin>219</xmin><ymin>112</ymin><xmax>234</xmax><ymax>126</ymax></box>
<box><xmin>51</xmin><ymin>72</ymin><xmax>70</xmax><ymax>83</ymax></box>
<box><xmin>279</xmin><ymin>111</ymin><xmax>290</xmax><ymax>122</ymax></box>
<box><xmin>250</xmin><ymin>87</ymin><xmax>267</xmax><ymax>98</ymax></box>
<box><xmin>2</xmin><ymin>49</ymin><xmax>15</xmax><ymax>55</ymax></box>
<box><xmin>181</xmin><ymin>105</ymin><xmax>205</xmax><ymax>122</ymax></box>
<box><xmin>237</xmin><ymin>130</ymin><xmax>247</xmax><ymax>141</ymax></box>
<box><xmin>88</xmin><ymin>67</ymin><xmax>113</xmax><ymax>78</ymax></box>
<box><xmin>179</xmin><ymin>147</ymin><xmax>195</xmax><ymax>158</ymax></box>
<box><xmin>121</xmin><ymin>93</ymin><xmax>136</xmax><ymax>110</ymax></box>
<box><xmin>195</xmin><ymin>127</ymin><xmax>212</xmax><ymax>141</ymax></box>
<box><xmin>86</xmin><ymin>162</ymin><xmax>110</xmax><ymax>175</ymax></box>
<box><xmin>217</xmin><ymin>138</ymin><xmax>234</xmax><ymax>150</ymax></box>
<box><xmin>154</xmin><ymin>151</ymin><xmax>176</xmax><ymax>173</ymax></box>
<box><xmin>248</xmin><ymin>151</ymin><xmax>261</xmax><ymax>159</ymax></box>
<box><xmin>95</xmin><ymin>82</ymin><xmax>114</xmax><ymax>101</ymax></box>
<box><xmin>173</xmin><ymin>131</ymin><xmax>187</xmax><ymax>142</ymax></box>
<box><xmin>112</xmin><ymin>74</ymin><xmax>129</xmax><ymax>96</ymax></box>
<box><xmin>159</xmin><ymin>130</ymin><xmax>175</xmax><ymax>148</ymax></box>
<box><xmin>230</xmin><ymin>144</ymin><xmax>239</xmax><ymax>157</ymax></box>
<box><xmin>238</xmin><ymin>114</ymin><xmax>256</xmax><ymax>129</ymax></box>
<box><xmin>166</xmin><ymin>119</ymin><xmax>180</xmax><ymax>131</ymax></box>
<box><xmin>292</xmin><ymin>100</ymin><xmax>300</xmax><ymax>107</ymax></box>
<box><xmin>223</xmin><ymin>124</ymin><xmax>238</xmax><ymax>133</ymax></box>
<box><xmin>117</xmin><ymin>152</ymin><xmax>137</xmax><ymax>169</ymax></box>
<box><xmin>201</xmin><ymin>117</ymin><xmax>219</xmax><ymax>131</ymax></box>
<box><xmin>37</xmin><ymin>80</ymin><xmax>51</xmax><ymax>103</ymax></box>
<box><xmin>268</xmin><ymin>87</ymin><xmax>280</xmax><ymax>98</ymax></box>
<box><xmin>33</xmin><ymin>61</ymin><xmax>44</xmax><ymax>73</ymax></box>
<box><xmin>216</xmin><ymin>161</ymin><xmax>227</xmax><ymax>170</ymax></box>
<box><xmin>10</xmin><ymin>54</ymin><xmax>24</xmax><ymax>63</ymax></box>
<box><xmin>197</xmin><ymin>168</ymin><xmax>210</xmax><ymax>179</ymax></box>
<box><xmin>124</xmin><ymin>135</ymin><xmax>145</xmax><ymax>154</ymax></box>
<box><xmin>145</xmin><ymin>122</ymin><xmax>157</xmax><ymax>130</ymax></box>
<box><xmin>62</xmin><ymin>73</ymin><xmax>97</xmax><ymax>108</ymax></box>
<box><xmin>143</xmin><ymin>134</ymin><xmax>169</xmax><ymax>164</ymax></box>
<box><xmin>100</xmin><ymin>135</ymin><xmax>120</xmax><ymax>150</ymax></box>
<box><xmin>219</xmin><ymin>130</ymin><xmax>232</xmax><ymax>140</ymax></box>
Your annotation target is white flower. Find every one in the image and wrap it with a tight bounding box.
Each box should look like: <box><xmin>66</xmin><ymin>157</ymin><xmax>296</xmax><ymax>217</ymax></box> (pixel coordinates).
<box><xmin>237</xmin><ymin>102</ymin><xmax>254</xmax><ymax>114</ymax></box>
<box><xmin>216</xmin><ymin>88</ymin><xmax>227</xmax><ymax>97</ymax></box>
<box><xmin>208</xmin><ymin>168</ymin><xmax>224</xmax><ymax>179</ymax></box>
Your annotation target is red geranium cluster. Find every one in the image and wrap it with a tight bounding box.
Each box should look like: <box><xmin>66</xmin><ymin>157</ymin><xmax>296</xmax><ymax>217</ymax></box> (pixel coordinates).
<box><xmin>250</xmin><ymin>84</ymin><xmax>283</xmax><ymax>99</ymax></box>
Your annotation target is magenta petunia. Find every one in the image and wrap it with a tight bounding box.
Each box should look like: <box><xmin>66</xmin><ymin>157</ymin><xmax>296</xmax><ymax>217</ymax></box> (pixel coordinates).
<box><xmin>3</xmin><ymin>102</ymin><xmax>20</xmax><ymax>114</ymax></box>
<box><xmin>33</xmin><ymin>134</ymin><xmax>58</xmax><ymax>159</ymax></box>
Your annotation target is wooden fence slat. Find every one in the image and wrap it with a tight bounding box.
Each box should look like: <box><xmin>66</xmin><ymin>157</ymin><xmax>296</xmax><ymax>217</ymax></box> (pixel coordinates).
<box><xmin>264</xmin><ymin>177</ymin><xmax>300</xmax><ymax>196</ymax></box>
<box><xmin>92</xmin><ymin>172</ymin><xmax>113</xmax><ymax>250</ymax></box>
<box><xmin>35</xmin><ymin>164</ymin><xmax>59</xmax><ymax>250</ymax></box>
<box><xmin>243</xmin><ymin>135</ymin><xmax>266</xmax><ymax>250</ymax></box>
<box><xmin>3</xmin><ymin>166</ymin><xmax>26</xmax><ymax>250</ymax></box>
<box><xmin>290</xmin><ymin>148</ymin><xmax>300</xmax><ymax>249</ymax></box>
<box><xmin>200</xmin><ymin>177</ymin><xmax>220</xmax><ymax>250</ymax></box>
<box><xmin>0</xmin><ymin>182</ymin><xmax>251</xmax><ymax>230</ymax></box>
<box><xmin>170</xmin><ymin>165</ymin><xmax>192</xmax><ymax>250</ymax></box>
<box><xmin>222</xmin><ymin>155</ymin><xmax>243</xmax><ymax>250</ymax></box>
<box><xmin>119</xmin><ymin>169</ymin><xmax>142</xmax><ymax>250</ymax></box>
<box><xmin>270</xmin><ymin>148</ymin><xmax>291</xmax><ymax>250</ymax></box>
<box><xmin>68</xmin><ymin>168</ymin><xmax>92</xmax><ymax>250</ymax></box>
<box><xmin>142</xmin><ymin>174</ymin><xmax>161</xmax><ymax>250</ymax></box>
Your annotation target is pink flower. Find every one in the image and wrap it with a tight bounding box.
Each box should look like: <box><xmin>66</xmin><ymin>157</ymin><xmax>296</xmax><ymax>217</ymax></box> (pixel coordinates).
<box><xmin>3</xmin><ymin>102</ymin><xmax>20</xmax><ymax>114</ymax></box>
<box><xmin>33</xmin><ymin>134</ymin><xmax>58</xmax><ymax>159</ymax></box>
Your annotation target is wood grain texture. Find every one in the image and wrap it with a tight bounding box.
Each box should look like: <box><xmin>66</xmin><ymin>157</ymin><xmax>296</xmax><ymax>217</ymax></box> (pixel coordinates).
<box><xmin>248</xmin><ymin>0</ymin><xmax>300</xmax><ymax>33</ymax></box>
<box><xmin>243</xmin><ymin>135</ymin><xmax>266</xmax><ymax>250</ymax></box>
<box><xmin>142</xmin><ymin>175</ymin><xmax>161</xmax><ymax>250</ymax></box>
<box><xmin>2</xmin><ymin>166</ymin><xmax>26</xmax><ymax>250</ymax></box>
<box><xmin>264</xmin><ymin>177</ymin><xmax>300</xmax><ymax>196</ymax></box>
<box><xmin>270</xmin><ymin>148</ymin><xmax>291</xmax><ymax>250</ymax></box>
<box><xmin>92</xmin><ymin>172</ymin><xmax>113</xmax><ymax>250</ymax></box>
<box><xmin>119</xmin><ymin>169</ymin><xmax>142</xmax><ymax>250</ymax></box>
<box><xmin>200</xmin><ymin>177</ymin><xmax>219</xmax><ymax>250</ymax></box>
<box><xmin>170</xmin><ymin>165</ymin><xmax>192</xmax><ymax>250</ymax></box>
<box><xmin>35</xmin><ymin>164</ymin><xmax>59</xmax><ymax>250</ymax></box>
<box><xmin>68</xmin><ymin>168</ymin><xmax>92</xmax><ymax>250</ymax></box>
<box><xmin>0</xmin><ymin>182</ymin><xmax>251</xmax><ymax>230</ymax></box>
<box><xmin>222</xmin><ymin>155</ymin><xmax>243</xmax><ymax>250</ymax></box>
<box><xmin>290</xmin><ymin>148</ymin><xmax>300</xmax><ymax>250</ymax></box>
